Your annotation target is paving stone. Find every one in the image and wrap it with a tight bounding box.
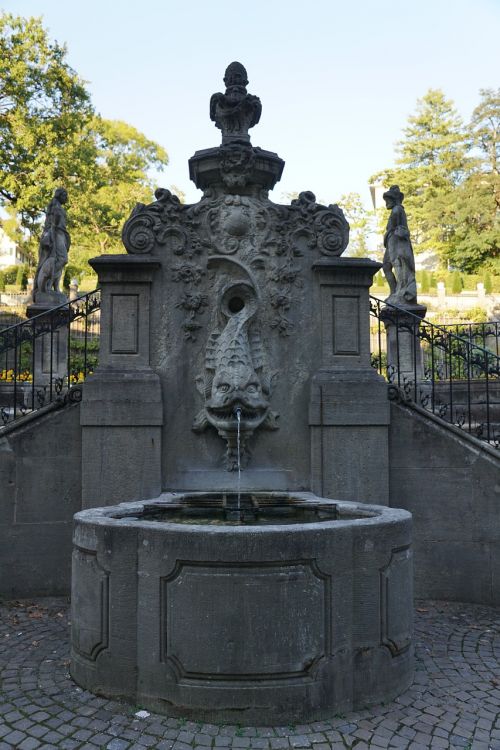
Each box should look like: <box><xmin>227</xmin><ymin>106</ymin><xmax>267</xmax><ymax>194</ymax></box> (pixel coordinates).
<box><xmin>3</xmin><ymin>730</ymin><xmax>28</xmax><ymax>745</ymax></box>
<box><xmin>17</xmin><ymin>739</ymin><xmax>42</xmax><ymax>750</ymax></box>
<box><xmin>3</xmin><ymin>600</ymin><xmax>500</xmax><ymax>748</ymax></box>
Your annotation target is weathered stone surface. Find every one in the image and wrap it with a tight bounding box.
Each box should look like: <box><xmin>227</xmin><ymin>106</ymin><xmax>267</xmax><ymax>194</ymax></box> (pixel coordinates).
<box><xmin>0</xmin><ymin>402</ymin><xmax>81</xmax><ymax>597</ymax></box>
<box><xmin>382</xmin><ymin>185</ymin><xmax>417</xmax><ymax>307</ymax></box>
<box><xmin>118</xmin><ymin>164</ymin><xmax>355</xmax><ymax>485</ymax></box>
<box><xmin>80</xmin><ymin>256</ymin><xmax>162</xmax><ymax>508</ymax></box>
<box><xmin>389</xmin><ymin>399</ymin><xmax>500</xmax><ymax>604</ymax></box>
<box><xmin>71</xmin><ymin>495</ymin><xmax>413</xmax><ymax>724</ymax></box>
<box><xmin>32</xmin><ymin>188</ymin><xmax>70</xmax><ymax>304</ymax></box>
<box><xmin>209</xmin><ymin>62</ymin><xmax>261</xmax><ymax>145</ymax></box>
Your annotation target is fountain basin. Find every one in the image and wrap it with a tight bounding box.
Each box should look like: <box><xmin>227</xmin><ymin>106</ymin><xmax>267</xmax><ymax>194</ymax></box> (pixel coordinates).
<box><xmin>71</xmin><ymin>492</ymin><xmax>413</xmax><ymax>723</ymax></box>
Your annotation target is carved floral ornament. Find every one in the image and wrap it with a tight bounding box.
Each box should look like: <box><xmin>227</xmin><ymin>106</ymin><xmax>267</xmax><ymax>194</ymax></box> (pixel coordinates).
<box><xmin>121</xmin><ymin>188</ymin><xmax>349</xmax><ymax>340</ymax></box>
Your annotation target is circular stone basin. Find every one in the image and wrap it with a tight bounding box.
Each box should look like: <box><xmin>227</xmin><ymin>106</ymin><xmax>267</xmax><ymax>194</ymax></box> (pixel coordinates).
<box><xmin>71</xmin><ymin>492</ymin><xmax>413</xmax><ymax>724</ymax></box>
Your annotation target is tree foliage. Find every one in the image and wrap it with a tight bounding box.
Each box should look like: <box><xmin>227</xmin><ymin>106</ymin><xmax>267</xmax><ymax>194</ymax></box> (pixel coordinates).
<box><xmin>0</xmin><ymin>13</ymin><xmax>168</xmax><ymax>273</ymax></box>
<box><xmin>337</xmin><ymin>192</ymin><xmax>373</xmax><ymax>258</ymax></box>
<box><xmin>69</xmin><ymin>117</ymin><xmax>168</xmax><ymax>263</ymax></box>
<box><xmin>372</xmin><ymin>88</ymin><xmax>499</xmax><ymax>273</ymax></box>
<box><xmin>446</xmin><ymin>89</ymin><xmax>500</xmax><ymax>272</ymax></box>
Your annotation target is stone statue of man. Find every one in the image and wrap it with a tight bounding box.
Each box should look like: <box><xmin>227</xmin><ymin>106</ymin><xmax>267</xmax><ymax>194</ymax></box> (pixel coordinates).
<box><xmin>33</xmin><ymin>187</ymin><xmax>71</xmax><ymax>302</ymax></box>
<box><xmin>382</xmin><ymin>185</ymin><xmax>417</xmax><ymax>307</ymax></box>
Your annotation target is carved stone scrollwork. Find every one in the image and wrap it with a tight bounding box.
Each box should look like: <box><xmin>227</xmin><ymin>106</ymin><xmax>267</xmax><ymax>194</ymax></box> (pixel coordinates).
<box><xmin>121</xmin><ymin>188</ymin><xmax>183</xmax><ymax>254</ymax></box>
<box><xmin>289</xmin><ymin>192</ymin><xmax>349</xmax><ymax>257</ymax></box>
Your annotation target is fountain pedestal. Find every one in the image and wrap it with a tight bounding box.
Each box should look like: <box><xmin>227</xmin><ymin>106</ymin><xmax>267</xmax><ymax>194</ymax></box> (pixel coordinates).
<box><xmin>71</xmin><ymin>493</ymin><xmax>413</xmax><ymax>724</ymax></box>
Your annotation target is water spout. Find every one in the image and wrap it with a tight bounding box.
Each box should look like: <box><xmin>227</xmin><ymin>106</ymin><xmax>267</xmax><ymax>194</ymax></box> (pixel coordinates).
<box><xmin>235</xmin><ymin>407</ymin><xmax>242</xmax><ymax>516</ymax></box>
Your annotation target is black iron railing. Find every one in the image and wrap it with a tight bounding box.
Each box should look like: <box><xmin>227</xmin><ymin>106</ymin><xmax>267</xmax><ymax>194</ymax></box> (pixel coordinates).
<box><xmin>370</xmin><ymin>296</ymin><xmax>500</xmax><ymax>448</ymax></box>
<box><xmin>0</xmin><ymin>290</ymin><xmax>100</xmax><ymax>427</ymax></box>
<box><xmin>436</xmin><ymin>320</ymin><xmax>500</xmax><ymax>358</ymax></box>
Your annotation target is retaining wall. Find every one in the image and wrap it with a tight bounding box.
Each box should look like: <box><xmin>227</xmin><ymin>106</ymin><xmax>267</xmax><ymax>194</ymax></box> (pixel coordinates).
<box><xmin>389</xmin><ymin>400</ymin><xmax>500</xmax><ymax>605</ymax></box>
<box><xmin>0</xmin><ymin>402</ymin><xmax>81</xmax><ymax>597</ymax></box>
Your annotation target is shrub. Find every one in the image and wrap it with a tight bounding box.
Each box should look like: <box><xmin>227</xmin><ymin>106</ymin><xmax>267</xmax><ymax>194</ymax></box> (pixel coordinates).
<box><xmin>483</xmin><ymin>272</ymin><xmax>493</xmax><ymax>294</ymax></box>
<box><xmin>1</xmin><ymin>265</ymin><xmax>20</xmax><ymax>285</ymax></box>
<box><xmin>420</xmin><ymin>270</ymin><xmax>430</xmax><ymax>293</ymax></box>
<box><xmin>450</xmin><ymin>271</ymin><xmax>463</xmax><ymax>294</ymax></box>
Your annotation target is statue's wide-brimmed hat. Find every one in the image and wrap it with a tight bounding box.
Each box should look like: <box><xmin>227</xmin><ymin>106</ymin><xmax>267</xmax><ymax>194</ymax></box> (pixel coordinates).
<box><xmin>383</xmin><ymin>185</ymin><xmax>404</xmax><ymax>203</ymax></box>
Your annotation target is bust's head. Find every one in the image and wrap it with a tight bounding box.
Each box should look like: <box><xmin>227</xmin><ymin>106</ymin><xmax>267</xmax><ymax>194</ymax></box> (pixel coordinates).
<box><xmin>223</xmin><ymin>62</ymin><xmax>248</xmax><ymax>90</ymax></box>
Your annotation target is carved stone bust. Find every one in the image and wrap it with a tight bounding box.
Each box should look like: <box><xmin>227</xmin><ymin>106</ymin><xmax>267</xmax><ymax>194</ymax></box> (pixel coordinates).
<box><xmin>210</xmin><ymin>62</ymin><xmax>262</xmax><ymax>144</ymax></box>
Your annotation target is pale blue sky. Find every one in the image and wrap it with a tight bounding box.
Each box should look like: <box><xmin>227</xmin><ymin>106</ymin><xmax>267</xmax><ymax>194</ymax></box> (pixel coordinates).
<box><xmin>4</xmin><ymin>0</ymin><xmax>500</xmax><ymax>207</ymax></box>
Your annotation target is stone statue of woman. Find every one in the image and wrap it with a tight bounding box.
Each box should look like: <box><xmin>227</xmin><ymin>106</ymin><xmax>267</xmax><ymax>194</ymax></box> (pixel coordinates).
<box><xmin>33</xmin><ymin>187</ymin><xmax>70</xmax><ymax>303</ymax></box>
<box><xmin>382</xmin><ymin>185</ymin><xmax>417</xmax><ymax>307</ymax></box>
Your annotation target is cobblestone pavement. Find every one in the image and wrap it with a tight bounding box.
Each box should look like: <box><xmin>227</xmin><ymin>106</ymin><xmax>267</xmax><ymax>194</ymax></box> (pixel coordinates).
<box><xmin>1</xmin><ymin>600</ymin><xmax>500</xmax><ymax>750</ymax></box>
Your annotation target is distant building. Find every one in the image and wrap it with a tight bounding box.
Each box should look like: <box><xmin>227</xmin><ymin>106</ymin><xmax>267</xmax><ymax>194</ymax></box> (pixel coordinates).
<box><xmin>369</xmin><ymin>181</ymin><xmax>385</xmax><ymax>212</ymax></box>
<box><xmin>0</xmin><ymin>227</ymin><xmax>27</xmax><ymax>270</ymax></box>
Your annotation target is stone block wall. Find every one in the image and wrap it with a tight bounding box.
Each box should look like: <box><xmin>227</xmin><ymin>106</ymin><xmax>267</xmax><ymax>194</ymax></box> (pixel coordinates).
<box><xmin>0</xmin><ymin>403</ymin><xmax>81</xmax><ymax>597</ymax></box>
<box><xmin>389</xmin><ymin>400</ymin><xmax>500</xmax><ymax>605</ymax></box>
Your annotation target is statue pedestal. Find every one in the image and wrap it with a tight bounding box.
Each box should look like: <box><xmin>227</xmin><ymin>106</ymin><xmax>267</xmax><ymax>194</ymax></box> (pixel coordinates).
<box><xmin>309</xmin><ymin>259</ymin><xmax>390</xmax><ymax>505</ymax></box>
<box><xmin>380</xmin><ymin>303</ymin><xmax>427</xmax><ymax>388</ymax></box>
<box><xmin>26</xmin><ymin>298</ymin><xmax>69</xmax><ymax>391</ymax></box>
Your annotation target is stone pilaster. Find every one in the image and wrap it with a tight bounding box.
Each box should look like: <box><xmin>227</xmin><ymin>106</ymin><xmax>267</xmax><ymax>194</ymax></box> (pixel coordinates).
<box><xmin>80</xmin><ymin>255</ymin><xmax>162</xmax><ymax>508</ymax></box>
<box><xmin>309</xmin><ymin>258</ymin><xmax>390</xmax><ymax>504</ymax></box>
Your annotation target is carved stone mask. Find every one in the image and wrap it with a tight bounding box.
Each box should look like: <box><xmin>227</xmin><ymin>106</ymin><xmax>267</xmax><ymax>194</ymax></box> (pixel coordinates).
<box><xmin>206</xmin><ymin>364</ymin><xmax>269</xmax><ymax>433</ymax></box>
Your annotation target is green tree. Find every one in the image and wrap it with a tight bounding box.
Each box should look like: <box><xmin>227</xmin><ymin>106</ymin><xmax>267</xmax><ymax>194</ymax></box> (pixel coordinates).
<box><xmin>0</xmin><ymin>13</ymin><xmax>169</xmax><ymax>272</ymax></box>
<box><xmin>337</xmin><ymin>192</ymin><xmax>373</xmax><ymax>257</ymax></box>
<box><xmin>446</xmin><ymin>89</ymin><xmax>499</xmax><ymax>272</ymax></box>
<box><xmin>0</xmin><ymin>13</ymin><xmax>93</xmax><ymax>237</ymax></box>
<box><xmin>371</xmin><ymin>89</ymin><xmax>471</xmax><ymax>263</ymax></box>
<box><xmin>69</xmin><ymin>117</ymin><xmax>168</xmax><ymax>264</ymax></box>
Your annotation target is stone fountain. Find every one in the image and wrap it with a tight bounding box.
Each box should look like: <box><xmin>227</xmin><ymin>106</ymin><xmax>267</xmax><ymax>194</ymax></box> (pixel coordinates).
<box><xmin>71</xmin><ymin>63</ymin><xmax>413</xmax><ymax>723</ymax></box>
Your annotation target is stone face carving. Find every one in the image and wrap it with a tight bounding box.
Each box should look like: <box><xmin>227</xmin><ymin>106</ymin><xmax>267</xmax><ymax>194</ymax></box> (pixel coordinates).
<box><xmin>210</xmin><ymin>62</ymin><xmax>262</xmax><ymax>144</ymax></box>
<box><xmin>193</xmin><ymin>257</ymin><xmax>278</xmax><ymax>470</ymax></box>
<box><xmin>219</xmin><ymin>142</ymin><xmax>256</xmax><ymax>187</ymax></box>
<box><xmin>33</xmin><ymin>188</ymin><xmax>70</xmax><ymax>303</ymax></box>
<box><xmin>382</xmin><ymin>185</ymin><xmax>417</xmax><ymax>307</ymax></box>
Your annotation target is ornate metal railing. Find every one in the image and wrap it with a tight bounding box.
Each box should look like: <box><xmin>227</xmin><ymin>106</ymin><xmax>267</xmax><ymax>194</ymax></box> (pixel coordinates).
<box><xmin>436</xmin><ymin>320</ymin><xmax>500</xmax><ymax>358</ymax></box>
<box><xmin>0</xmin><ymin>290</ymin><xmax>100</xmax><ymax>427</ymax></box>
<box><xmin>370</xmin><ymin>296</ymin><xmax>500</xmax><ymax>448</ymax></box>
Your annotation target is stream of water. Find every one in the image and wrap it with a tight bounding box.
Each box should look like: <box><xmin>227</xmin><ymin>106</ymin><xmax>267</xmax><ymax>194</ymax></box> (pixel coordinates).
<box><xmin>236</xmin><ymin>407</ymin><xmax>242</xmax><ymax>515</ymax></box>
